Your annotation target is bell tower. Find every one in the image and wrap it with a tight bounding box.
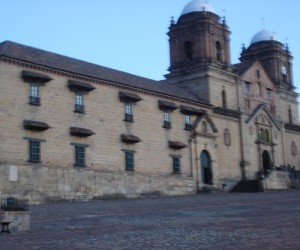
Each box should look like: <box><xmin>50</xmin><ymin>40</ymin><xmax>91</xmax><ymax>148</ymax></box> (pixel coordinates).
<box><xmin>166</xmin><ymin>1</ymin><xmax>231</xmax><ymax>76</ymax></box>
<box><xmin>164</xmin><ymin>0</ymin><xmax>236</xmax><ymax>106</ymax></box>
<box><xmin>240</xmin><ymin>30</ymin><xmax>294</xmax><ymax>90</ymax></box>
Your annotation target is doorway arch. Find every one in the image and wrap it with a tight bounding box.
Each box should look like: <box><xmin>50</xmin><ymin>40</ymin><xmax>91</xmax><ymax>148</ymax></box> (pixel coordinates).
<box><xmin>262</xmin><ymin>150</ymin><xmax>271</xmax><ymax>174</ymax></box>
<box><xmin>200</xmin><ymin>150</ymin><xmax>212</xmax><ymax>184</ymax></box>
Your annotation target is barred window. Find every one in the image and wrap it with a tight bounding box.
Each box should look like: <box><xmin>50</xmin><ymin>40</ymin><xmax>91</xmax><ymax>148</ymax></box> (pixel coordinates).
<box><xmin>172</xmin><ymin>156</ymin><xmax>181</xmax><ymax>174</ymax></box>
<box><xmin>29</xmin><ymin>84</ymin><xmax>40</xmax><ymax>105</ymax></box>
<box><xmin>163</xmin><ymin>111</ymin><xmax>171</xmax><ymax>128</ymax></box>
<box><xmin>125</xmin><ymin>151</ymin><xmax>134</xmax><ymax>171</ymax></box>
<box><xmin>75</xmin><ymin>145</ymin><xmax>85</xmax><ymax>166</ymax></box>
<box><xmin>74</xmin><ymin>93</ymin><xmax>84</xmax><ymax>113</ymax></box>
<box><xmin>124</xmin><ymin>103</ymin><xmax>133</xmax><ymax>122</ymax></box>
<box><xmin>29</xmin><ymin>140</ymin><xmax>40</xmax><ymax>162</ymax></box>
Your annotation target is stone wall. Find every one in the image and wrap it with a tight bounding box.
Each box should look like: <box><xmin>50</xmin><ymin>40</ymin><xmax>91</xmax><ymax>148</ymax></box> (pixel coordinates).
<box><xmin>4</xmin><ymin>211</ymin><xmax>30</xmax><ymax>232</ymax></box>
<box><xmin>264</xmin><ymin>171</ymin><xmax>292</xmax><ymax>190</ymax></box>
<box><xmin>0</xmin><ymin>163</ymin><xmax>196</xmax><ymax>203</ymax></box>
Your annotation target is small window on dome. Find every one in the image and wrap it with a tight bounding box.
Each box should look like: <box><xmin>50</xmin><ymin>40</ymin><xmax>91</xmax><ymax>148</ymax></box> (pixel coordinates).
<box><xmin>184</xmin><ymin>41</ymin><xmax>193</xmax><ymax>60</ymax></box>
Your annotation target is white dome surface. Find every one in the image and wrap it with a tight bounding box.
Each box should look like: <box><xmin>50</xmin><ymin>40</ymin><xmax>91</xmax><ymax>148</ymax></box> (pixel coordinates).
<box><xmin>251</xmin><ymin>29</ymin><xmax>280</xmax><ymax>44</ymax></box>
<box><xmin>182</xmin><ymin>0</ymin><xmax>216</xmax><ymax>15</ymax></box>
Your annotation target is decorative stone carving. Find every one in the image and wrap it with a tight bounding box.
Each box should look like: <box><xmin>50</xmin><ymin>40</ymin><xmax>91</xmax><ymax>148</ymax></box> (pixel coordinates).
<box><xmin>22</xmin><ymin>70</ymin><xmax>52</xmax><ymax>84</ymax></box>
<box><xmin>70</xmin><ymin>127</ymin><xmax>95</xmax><ymax>137</ymax></box>
<box><xmin>224</xmin><ymin>128</ymin><xmax>231</xmax><ymax>146</ymax></box>
<box><xmin>121</xmin><ymin>134</ymin><xmax>141</xmax><ymax>144</ymax></box>
<box><xmin>68</xmin><ymin>80</ymin><xmax>96</xmax><ymax>92</ymax></box>
<box><xmin>158</xmin><ymin>100</ymin><xmax>178</xmax><ymax>111</ymax></box>
<box><xmin>168</xmin><ymin>141</ymin><xmax>187</xmax><ymax>149</ymax></box>
<box><xmin>119</xmin><ymin>91</ymin><xmax>142</xmax><ymax>103</ymax></box>
<box><xmin>23</xmin><ymin>120</ymin><xmax>51</xmax><ymax>131</ymax></box>
<box><xmin>291</xmin><ymin>141</ymin><xmax>297</xmax><ymax>156</ymax></box>
<box><xmin>274</xmin><ymin>131</ymin><xmax>278</xmax><ymax>140</ymax></box>
<box><xmin>249</xmin><ymin>126</ymin><xmax>253</xmax><ymax>135</ymax></box>
<box><xmin>180</xmin><ymin>105</ymin><xmax>205</xmax><ymax>116</ymax></box>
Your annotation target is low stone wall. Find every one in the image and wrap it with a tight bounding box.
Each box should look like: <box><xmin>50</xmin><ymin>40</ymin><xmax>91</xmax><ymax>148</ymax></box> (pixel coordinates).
<box><xmin>264</xmin><ymin>171</ymin><xmax>292</xmax><ymax>190</ymax></box>
<box><xmin>0</xmin><ymin>164</ymin><xmax>197</xmax><ymax>203</ymax></box>
<box><xmin>4</xmin><ymin>211</ymin><xmax>30</xmax><ymax>232</ymax></box>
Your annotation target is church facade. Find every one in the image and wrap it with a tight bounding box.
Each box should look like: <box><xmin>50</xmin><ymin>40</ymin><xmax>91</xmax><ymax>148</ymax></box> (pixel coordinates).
<box><xmin>0</xmin><ymin>0</ymin><xmax>299</xmax><ymax>203</ymax></box>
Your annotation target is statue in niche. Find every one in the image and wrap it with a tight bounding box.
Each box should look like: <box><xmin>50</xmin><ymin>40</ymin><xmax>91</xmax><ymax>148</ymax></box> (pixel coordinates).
<box><xmin>224</xmin><ymin>128</ymin><xmax>231</xmax><ymax>146</ymax></box>
<box><xmin>249</xmin><ymin>126</ymin><xmax>253</xmax><ymax>135</ymax></box>
<box><xmin>274</xmin><ymin>131</ymin><xmax>278</xmax><ymax>140</ymax></box>
<box><xmin>291</xmin><ymin>141</ymin><xmax>297</xmax><ymax>156</ymax></box>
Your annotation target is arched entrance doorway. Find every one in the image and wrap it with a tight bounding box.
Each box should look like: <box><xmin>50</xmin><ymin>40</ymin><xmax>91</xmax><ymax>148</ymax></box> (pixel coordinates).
<box><xmin>200</xmin><ymin>150</ymin><xmax>212</xmax><ymax>184</ymax></box>
<box><xmin>262</xmin><ymin>150</ymin><xmax>271</xmax><ymax>174</ymax></box>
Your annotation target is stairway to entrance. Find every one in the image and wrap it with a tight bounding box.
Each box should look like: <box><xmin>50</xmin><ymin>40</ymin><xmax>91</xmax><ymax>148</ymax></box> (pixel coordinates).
<box><xmin>231</xmin><ymin>180</ymin><xmax>262</xmax><ymax>192</ymax></box>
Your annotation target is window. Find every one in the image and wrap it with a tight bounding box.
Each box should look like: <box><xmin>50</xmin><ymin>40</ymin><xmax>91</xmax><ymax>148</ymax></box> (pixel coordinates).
<box><xmin>124</xmin><ymin>103</ymin><xmax>133</xmax><ymax>122</ymax></box>
<box><xmin>256</xmin><ymin>69</ymin><xmax>260</xmax><ymax>78</ymax></box>
<box><xmin>271</xmin><ymin>105</ymin><xmax>276</xmax><ymax>115</ymax></box>
<box><xmin>29</xmin><ymin>140</ymin><xmax>40</xmax><ymax>162</ymax></box>
<box><xmin>74</xmin><ymin>93</ymin><xmax>84</xmax><ymax>113</ymax></box>
<box><xmin>216</xmin><ymin>41</ymin><xmax>222</xmax><ymax>61</ymax></box>
<box><xmin>266</xmin><ymin>89</ymin><xmax>272</xmax><ymax>101</ymax></box>
<box><xmin>75</xmin><ymin>145</ymin><xmax>85</xmax><ymax>167</ymax></box>
<box><xmin>259</xmin><ymin>128</ymin><xmax>266</xmax><ymax>142</ymax></box>
<box><xmin>184</xmin><ymin>41</ymin><xmax>193</xmax><ymax>60</ymax></box>
<box><xmin>244</xmin><ymin>82</ymin><xmax>251</xmax><ymax>97</ymax></box>
<box><xmin>172</xmin><ymin>156</ymin><xmax>181</xmax><ymax>174</ymax></box>
<box><xmin>245</xmin><ymin>99</ymin><xmax>251</xmax><ymax>111</ymax></box>
<box><xmin>222</xmin><ymin>89</ymin><xmax>227</xmax><ymax>108</ymax></box>
<box><xmin>289</xmin><ymin>106</ymin><xmax>293</xmax><ymax>124</ymax></box>
<box><xmin>202</xmin><ymin>121</ymin><xmax>207</xmax><ymax>133</ymax></box>
<box><xmin>185</xmin><ymin>115</ymin><xmax>192</xmax><ymax>130</ymax></box>
<box><xmin>265</xmin><ymin>129</ymin><xmax>270</xmax><ymax>143</ymax></box>
<box><xmin>259</xmin><ymin>128</ymin><xmax>270</xmax><ymax>143</ymax></box>
<box><xmin>29</xmin><ymin>84</ymin><xmax>40</xmax><ymax>105</ymax></box>
<box><xmin>125</xmin><ymin>151</ymin><xmax>134</xmax><ymax>171</ymax></box>
<box><xmin>163</xmin><ymin>111</ymin><xmax>171</xmax><ymax>128</ymax></box>
<box><xmin>259</xmin><ymin>128</ymin><xmax>271</xmax><ymax>142</ymax></box>
<box><xmin>282</xmin><ymin>74</ymin><xmax>287</xmax><ymax>83</ymax></box>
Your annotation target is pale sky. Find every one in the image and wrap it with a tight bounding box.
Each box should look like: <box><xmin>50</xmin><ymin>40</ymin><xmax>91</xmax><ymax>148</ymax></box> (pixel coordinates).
<box><xmin>1</xmin><ymin>0</ymin><xmax>300</xmax><ymax>92</ymax></box>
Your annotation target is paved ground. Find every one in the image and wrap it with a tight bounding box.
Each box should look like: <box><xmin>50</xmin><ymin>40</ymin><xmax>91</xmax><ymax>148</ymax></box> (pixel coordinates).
<box><xmin>1</xmin><ymin>191</ymin><xmax>300</xmax><ymax>249</ymax></box>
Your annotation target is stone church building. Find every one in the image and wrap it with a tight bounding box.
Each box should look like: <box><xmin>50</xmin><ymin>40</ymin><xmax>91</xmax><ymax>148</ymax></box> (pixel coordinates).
<box><xmin>0</xmin><ymin>0</ymin><xmax>299</xmax><ymax>203</ymax></box>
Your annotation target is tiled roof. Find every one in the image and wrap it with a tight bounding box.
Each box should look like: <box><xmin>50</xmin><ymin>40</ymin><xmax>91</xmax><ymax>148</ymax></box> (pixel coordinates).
<box><xmin>0</xmin><ymin>40</ymin><xmax>208</xmax><ymax>105</ymax></box>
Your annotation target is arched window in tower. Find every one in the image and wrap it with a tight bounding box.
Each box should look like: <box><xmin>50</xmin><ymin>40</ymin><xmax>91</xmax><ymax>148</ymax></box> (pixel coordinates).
<box><xmin>184</xmin><ymin>41</ymin><xmax>193</xmax><ymax>60</ymax></box>
<box><xmin>215</xmin><ymin>41</ymin><xmax>222</xmax><ymax>61</ymax></box>
<box><xmin>222</xmin><ymin>89</ymin><xmax>227</xmax><ymax>108</ymax></box>
<box><xmin>281</xmin><ymin>65</ymin><xmax>287</xmax><ymax>83</ymax></box>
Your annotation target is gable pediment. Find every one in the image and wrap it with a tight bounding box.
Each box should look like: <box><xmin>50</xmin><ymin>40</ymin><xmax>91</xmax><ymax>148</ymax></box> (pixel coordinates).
<box><xmin>239</xmin><ymin>60</ymin><xmax>273</xmax><ymax>85</ymax></box>
<box><xmin>246</xmin><ymin>104</ymin><xmax>281</xmax><ymax>131</ymax></box>
<box><xmin>193</xmin><ymin>112</ymin><xmax>218</xmax><ymax>135</ymax></box>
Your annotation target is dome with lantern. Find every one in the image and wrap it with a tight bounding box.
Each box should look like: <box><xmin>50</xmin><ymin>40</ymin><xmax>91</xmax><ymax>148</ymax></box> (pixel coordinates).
<box><xmin>181</xmin><ymin>0</ymin><xmax>216</xmax><ymax>15</ymax></box>
<box><xmin>251</xmin><ymin>29</ymin><xmax>281</xmax><ymax>44</ymax></box>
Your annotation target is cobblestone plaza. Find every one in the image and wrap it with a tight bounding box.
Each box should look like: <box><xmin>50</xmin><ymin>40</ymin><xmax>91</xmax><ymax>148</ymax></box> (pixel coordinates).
<box><xmin>1</xmin><ymin>191</ymin><xmax>300</xmax><ymax>249</ymax></box>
